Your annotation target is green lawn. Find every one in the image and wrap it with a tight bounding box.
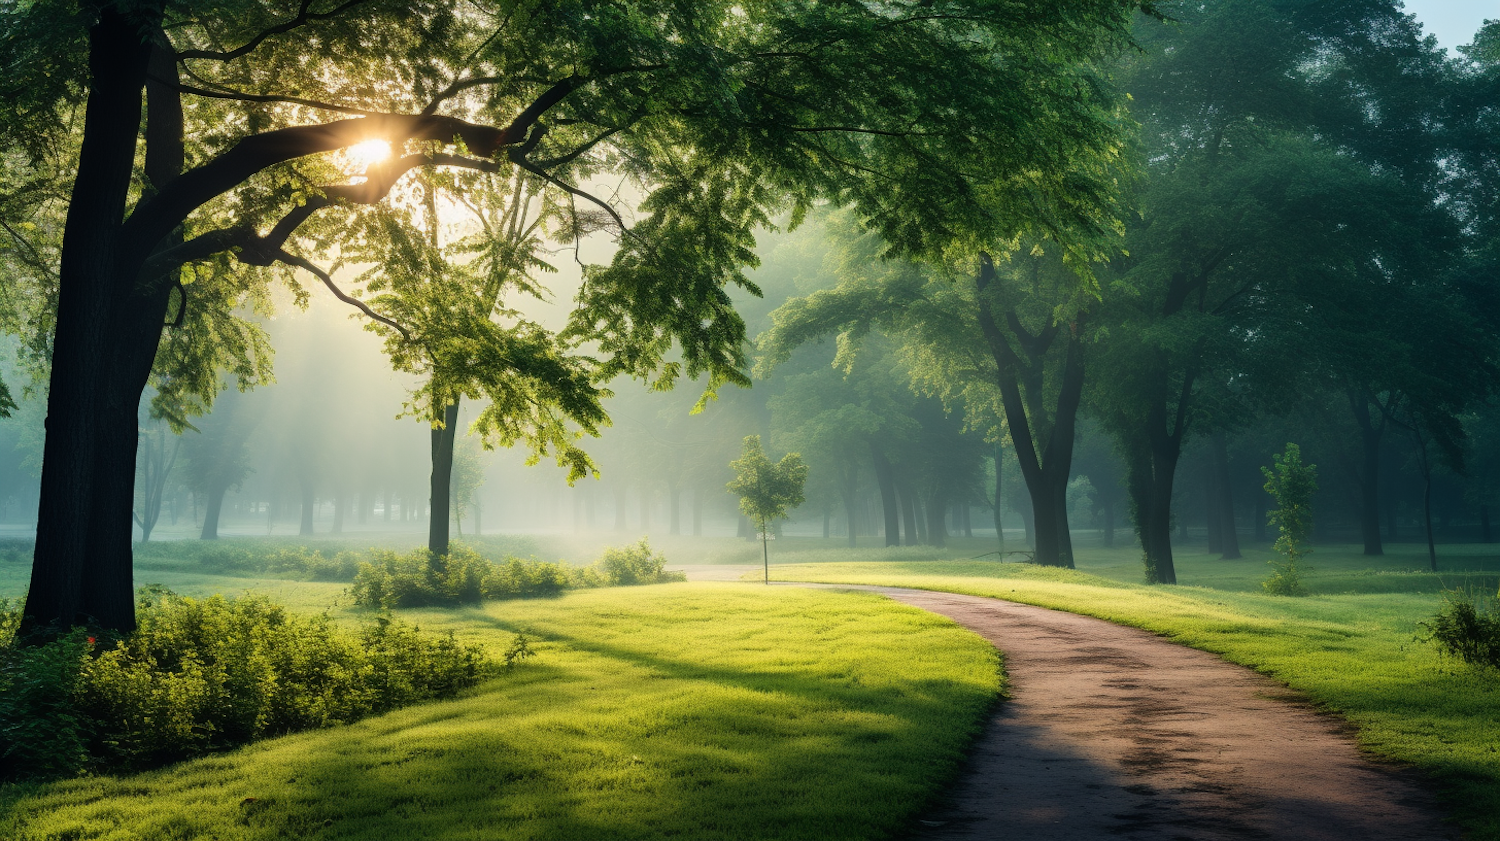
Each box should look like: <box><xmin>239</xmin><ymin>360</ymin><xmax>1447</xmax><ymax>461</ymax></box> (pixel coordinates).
<box><xmin>760</xmin><ymin>542</ymin><xmax>1500</xmax><ymax>840</ymax></box>
<box><xmin>0</xmin><ymin>580</ymin><xmax>999</xmax><ymax>841</ymax></box>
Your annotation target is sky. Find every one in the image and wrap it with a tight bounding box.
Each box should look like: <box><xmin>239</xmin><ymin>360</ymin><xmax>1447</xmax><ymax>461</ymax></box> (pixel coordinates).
<box><xmin>1401</xmin><ymin>0</ymin><xmax>1494</xmax><ymax>52</ymax></box>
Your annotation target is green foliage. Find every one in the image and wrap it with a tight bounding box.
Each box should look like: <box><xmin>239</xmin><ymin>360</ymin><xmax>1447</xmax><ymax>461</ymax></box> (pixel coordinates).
<box><xmin>349</xmin><ymin>542</ymin><xmax>683</xmax><ymax>609</ymax></box>
<box><xmin>595</xmin><ymin>539</ymin><xmax>676</xmax><ymax>586</ymax></box>
<box><xmin>0</xmin><ymin>619</ymin><xmax>91</xmax><ymax>780</ymax></box>
<box><xmin>1423</xmin><ymin>588</ymin><xmax>1500</xmax><ymax>671</ymax></box>
<box><xmin>0</xmin><ymin>589</ymin><xmax>487</xmax><ymax>782</ymax></box>
<box><xmin>727</xmin><ymin>435</ymin><xmax>808</xmax><ymax>535</ymax></box>
<box><xmin>1261</xmin><ymin>443</ymin><xmax>1317</xmax><ymax>595</ymax></box>
<box><xmin>144</xmin><ymin>543</ymin><xmax>364</xmax><ymax>582</ymax></box>
<box><xmin>0</xmin><ymin>585</ymin><xmax>998</xmax><ymax>841</ymax></box>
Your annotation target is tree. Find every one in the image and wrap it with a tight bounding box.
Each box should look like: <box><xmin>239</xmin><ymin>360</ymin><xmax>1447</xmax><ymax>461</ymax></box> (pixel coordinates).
<box><xmin>131</xmin><ymin>406</ymin><xmax>180</xmax><ymax>543</ymax></box>
<box><xmin>180</xmin><ymin>386</ymin><xmax>258</xmax><ymax>540</ymax></box>
<box><xmin>761</xmin><ymin>218</ymin><xmax>1105</xmax><ymax>566</ymax></box>
<box><xmin>1087</xmin><ymin>0</ymin><xmax>1468</xmax><ymax>583</ymax></box>
<box><xmin>7</xmin><ymin>0</ymin><xmax>1149</xmax><ymax>635</ymax></box>
<box><xmin>727</xmin><ymin>435</ymin><xmax>807</xmax><ymax>585</ymax></box>
<box><xmin>450</xmin><ymin>433</ymin><xmax>487</xmax><ymax>537</ymax></box>
<box><xmin>1262</xmin><ymin>443</ymin><xmax>1316</xmax><ymax>596</ymax></box>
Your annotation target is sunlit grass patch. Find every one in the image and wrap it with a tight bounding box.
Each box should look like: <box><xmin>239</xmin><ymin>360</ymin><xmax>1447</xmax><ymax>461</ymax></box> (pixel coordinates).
<box><xmin>0</xmin><ymin>584</ymin><xmax>999</xmax><ymax>841</ymax></box>
<box><xmin>767</xmin><ymin>559</ymin><xmax>1500</xmax><ymax>840</ymax></box>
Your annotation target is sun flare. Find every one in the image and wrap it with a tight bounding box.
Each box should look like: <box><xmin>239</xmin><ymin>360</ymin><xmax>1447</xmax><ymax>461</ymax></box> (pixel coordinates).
<box><xmin>346</xmin><ymin>139</ymin><xmax>392</xmax><ymax>169</ymax></box>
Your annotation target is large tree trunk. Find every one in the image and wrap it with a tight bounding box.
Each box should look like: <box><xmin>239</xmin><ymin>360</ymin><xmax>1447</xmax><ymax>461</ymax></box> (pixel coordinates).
<box><xmin>973</xmin><ymin>254</ymin><xmax>1081</xmax><ymax>568</ymax></box>
<box><xmin>869</xmin><ymin>444</ymin><xmax>901</xmax><ymax>547</ymax></box>
<box><xmin>428</xmin><ymin>400</ymin><xmax>460</xmax><ymax>559</ymax></box>
<box><xmin>23</xmin><ymin>9</ymin><xmax>160</xmax><ymax>637</ymax></box>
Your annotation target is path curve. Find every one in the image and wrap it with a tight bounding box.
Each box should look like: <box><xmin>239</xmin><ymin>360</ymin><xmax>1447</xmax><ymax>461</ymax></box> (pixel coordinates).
<box><xmin>797</xmin><ymin>583</ymin><xmax>1457</xmax><ymax>840</ymax></box>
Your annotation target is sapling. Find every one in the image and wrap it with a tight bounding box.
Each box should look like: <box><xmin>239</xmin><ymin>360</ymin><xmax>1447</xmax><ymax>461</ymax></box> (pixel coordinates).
<box><xmin>1261</xmin><ymin>443</ymin><xmax>1317</xmax><ymax>595</ymax></box>
<box><xmin>727</xmin><ymin>436</ymin><xmax>808</xmax><ymax>584</ymax></box>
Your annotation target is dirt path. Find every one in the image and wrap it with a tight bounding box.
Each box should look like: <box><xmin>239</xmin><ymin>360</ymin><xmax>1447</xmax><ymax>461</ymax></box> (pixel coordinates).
<box><xmin>796</xmin><ymin>585</ymin><xmax>1458</xmax><ymax>841</ymax></box>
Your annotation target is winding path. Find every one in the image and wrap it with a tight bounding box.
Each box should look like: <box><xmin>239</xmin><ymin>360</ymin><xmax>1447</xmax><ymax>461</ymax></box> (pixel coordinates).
<box><xmin>674</xmin><ymin>568</ymin><xmax>1458</xmax><ymax>840</ymax></box>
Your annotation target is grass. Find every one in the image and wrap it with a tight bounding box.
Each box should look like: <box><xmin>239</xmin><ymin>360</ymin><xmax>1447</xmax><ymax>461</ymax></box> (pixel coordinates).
<box><xmin>757</xmin><ymin>540</ymin><xmax>1500</xmax><ymax>840</ymax></box>
<box><xmin>0</xmin><ymin>581</ymin><xmax>1000</xmax><ymax>841</ymax></box>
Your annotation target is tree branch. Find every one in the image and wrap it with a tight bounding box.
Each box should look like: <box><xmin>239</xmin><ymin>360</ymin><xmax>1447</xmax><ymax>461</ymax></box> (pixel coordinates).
<box><xmin>175</xmin><ymin>0</ymin><xmax>373</xmax><ymax>62</ymax></box>
<box><xmin>162</xmin><ymin>77</ymin><xmax>380</xmax><ymax>117</ymax></box>
<box><xmin>276</xmin><ymin>249</ymin><xmax>409</xmax><ymax>339</ymax></box>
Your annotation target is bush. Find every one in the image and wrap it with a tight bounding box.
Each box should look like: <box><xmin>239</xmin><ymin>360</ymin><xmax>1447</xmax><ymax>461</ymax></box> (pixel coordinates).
<box><xmin>350</xmin><ymin>547</ymin><xmax>490</xmax><ymax>609</ymax></box>
<box><xmin>349</xmin><ymin>540</ymin><xmax>684</xmax><ymax>609</ymax></box>
<box><xmin>1423</xmin><ymin>588</ymin><xmax>1500</xmax><ymax>670</ymax></box>
<box><xmin>0</xmin><ymin>589</ymin><xmax>490</xmax><ymax>781</ymax></box>
<box><xmin>597</xmin><ymin>539</ymin><xmax>685</xmax><ymax>586</ymax></box>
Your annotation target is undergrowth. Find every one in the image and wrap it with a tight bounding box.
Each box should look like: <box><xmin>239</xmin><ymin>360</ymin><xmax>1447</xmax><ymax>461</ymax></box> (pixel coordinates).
<box><xmin>350</xmin><ymin>539</ymin><xmax>685</xmax><ymax>609</ymax></box>
<box><xmin>0</xmin><ymin>588</ymin><xmax>490</xmax><ymax>782</ymax></box>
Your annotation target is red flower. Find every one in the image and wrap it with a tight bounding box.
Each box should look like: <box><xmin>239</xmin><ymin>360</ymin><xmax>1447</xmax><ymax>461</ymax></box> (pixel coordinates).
<box><xmin>86</xmin><ymin>636</ymin><xmax>96</xmax><ymax>645</ymax></box>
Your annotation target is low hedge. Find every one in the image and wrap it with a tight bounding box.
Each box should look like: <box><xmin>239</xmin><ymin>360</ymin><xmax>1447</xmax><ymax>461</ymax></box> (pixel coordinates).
<box><xmin>351</xmin><ymin>539</ymin><xmax>685</xmax><ymax>609</ymax></box>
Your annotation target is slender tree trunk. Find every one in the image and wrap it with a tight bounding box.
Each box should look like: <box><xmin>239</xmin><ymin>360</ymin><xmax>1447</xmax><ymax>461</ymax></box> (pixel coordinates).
<box><xmin>839</xmin><ymin>485</ymin><xmax>859</xmax><ymax>548</ymax></box>
<box><xmin>761</xmin><ymin>523</ymin><xmax>770</xmax><ymax>584</ymax></box>
<box><xmin>992</xmin><ymin>444</ymin><xmax>1005</xmax><ymax>553</ymax></box>
<box><xmin>299</xmin><ymin>480</ymin><xmax>316</xmax><ymax>536</ymax></box>
<box><xmin>869</xmin><ymin>444</ymin><xmax>901</xmax><ymax>547</ymax></box>
<box><xmin>1350</xmin><ymin>391</ymin><xmax>1387</xmax><ymax>556</ymax></box>
<box><xmin>897</xmin><ymin>478</ymin><xmax>918</xmax><ymax>546</ymax></box>
<box><xmin>1102</xmin><ymin>497</ymin><xmax>1116</xmax><ymax>547</ymax></box>
<box><xmin>668</xmin><ymin>483</ymin><xmax>681</xmax><ymax>535</ymax></box>
<box><xmin>639</xmin><ymin>488</ymin><xmax>651</xmax><ymax>530</ymax></box>
<box><xmin>428</xmin><ymin>400</ymin><xmax>460</xmax><ymax>560</ymax></box>
<box><xmin>925</xmin><ymin>488</ymin><xmax>948</xmax><ymax>548</ymax></box>
<box><xmin>692</xmin><ymin>489</ymin><xmax>703</xmax><ymax>536</ymax></box>
<box><xmin>961</xmin><ymin>502</ymin><xmax>972</xmax><ymax>538</ymax></box>
<box><xmin>1205</xmin><ymin>453</ymin><xmax>1223</xmax><ymax>555</ymax></box>
<box><xmin>332</xmin><ymin>490</ymin><xmax>346</xmax><ymax>534</ymax></box>
<box><xmin>1213</xmin><ymin>432</ymin><xmax>1241</xmax><ymax>559</ymax></box>
<box><xmin>200</xmin><ymin>483</ymin><xmax>228</xmax><ymax>540</ymax></box>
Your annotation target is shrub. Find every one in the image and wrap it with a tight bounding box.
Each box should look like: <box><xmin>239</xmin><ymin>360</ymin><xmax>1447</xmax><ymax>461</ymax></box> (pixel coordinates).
<box><xmin>0</xmin><ymin>589</ymin><xmax>490</xmax><ymax>781</ymax></box>
<box><xmin>597</xmin><ymin>539</ymin><xmax>685</xmax><ymax>586</ymax></box>
<box><xmin>351</xmin><ymin>547</ymin><xmax>489</xmax><ymax>608</ymax></box>
<box><xmin>1422</xmin><ymin>588</ymin><xmax>1500</xmax><ymax>670</ymax></box>
<box><xmin>349</xmin><ymin>540</ymin><xmax>684</xmax><ymax>609</ymax></box>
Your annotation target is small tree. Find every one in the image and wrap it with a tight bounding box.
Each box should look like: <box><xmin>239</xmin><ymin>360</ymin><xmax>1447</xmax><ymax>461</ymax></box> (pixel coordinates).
<box><xmin>1261</xmin><ymin>443</ymin><xmax>1317</xmax><ymax>595</ymax></box>
<box><xmin>451</xmin><ymin>435</ymin><xmax>487</xmax><ymax>537</ymax></box>
<box><xmin>727</xmin><ymin>436</ymin><xmax>808</xmax><ymax>585</ymax></box>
